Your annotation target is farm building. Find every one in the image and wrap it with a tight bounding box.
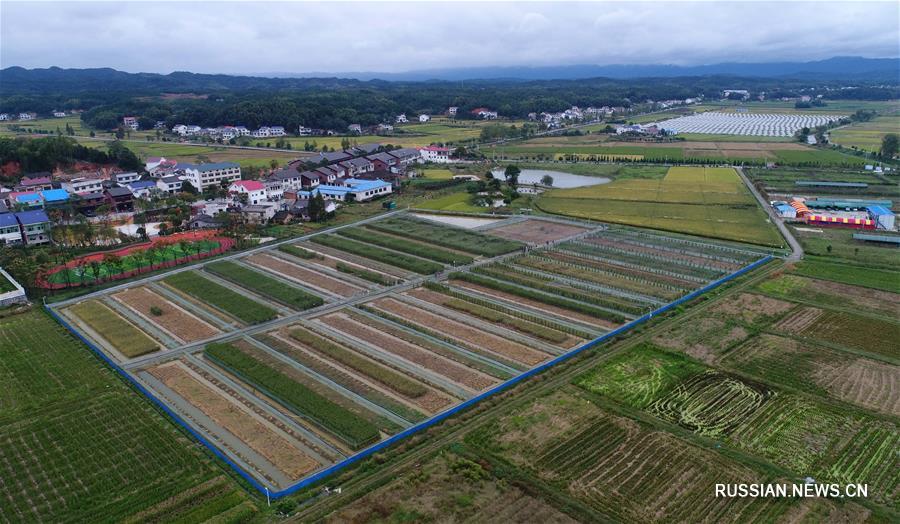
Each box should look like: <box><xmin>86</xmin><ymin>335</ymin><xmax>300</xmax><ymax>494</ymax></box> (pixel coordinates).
<box><xmin>806</xmin><ymin>215</ymin><xmax>875</xmax><ymax>230</ymax></box>
<box><xmin>866</xmin><ymin>206</ymin><xmax>895</xmax><ymax>230</ymax></box>
<box><xmin>804</xmin><ymin>198</ymin><xmax>893</xmax><ymax>211</ymax></box>
<box><xmin>774</xmin><ymin>204</ymin><xmax>797</xmax><ymax>218</ymax></box>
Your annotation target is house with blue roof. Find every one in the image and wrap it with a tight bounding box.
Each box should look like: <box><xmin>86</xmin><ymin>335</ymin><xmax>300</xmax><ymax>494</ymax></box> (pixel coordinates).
<box><xmin>866</xmin><ymin>205</ymin><xmax>896</xmax><ymax>230</ymax></box>
<box><xmin>0</xmin><ymin>213</ymin><xmax>22</xmax><ymax>245</ymax></box>
<box><xmin>39</xmin><ymin>189</ymin><xmax>71</xmax><ymax>208</ymax></box>
<box><xmin>14</xmin><ymin>210</ymin><xmax>51</xmax><ymax>245</ymax></box>
<box><xmin>14</xmin><ymin>192</ymin><xmax>43</xmax><ymax>209</ymax></box>
<box><xmin>299</xmin><ymin>179</ymin><xmax>392</xmax><ymax>202</ymax></box>
<box><xmin>127</xmin><ymin>180</ymin><xmax>158</xmax><ymax>198</ymax></box>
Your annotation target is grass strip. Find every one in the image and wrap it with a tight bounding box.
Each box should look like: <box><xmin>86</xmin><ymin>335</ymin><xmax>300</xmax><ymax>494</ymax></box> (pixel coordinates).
<box><xmin>335</xmin><ymin>262</ymin><xmax>398</xmax><ymax>286</ymax></box>
<box><xmin>278</xmin><ymin>244</ymin><xmax>322</xmax><ymax>260</ymax></box>
<box><xmin>450</xmin><ymin>272</ymin><xmax>627</xmax><ymax>324</ymax></box>
<box><xmin>205</xmin><ymin>342</ymin><xmax>379</xmax><ymax>449</ymax></box>
<box><xmin>289</xmin><ymin>326</ymin><xmax>428</xmax><ymax>398</ymax></box>
<box><xmin>163</xmin><ymin>272</ymin><xmax>277</xmax><ymax>324</ymax></box>
<box><xmin>368</xmin><ymin>217</ymin><xmax>524</xmax><ymax>256</ymax></box>
<box><xmin>205</xmin><ymin>261</ymin><xmax>324</xmax><ymax>310</ymax></box>
<box><xmin>310</xmin><ymin>235</ymin><xmax>443</xmax><ymax>274</ymax></box>
<box><xmin>338</xmin><ymin>227</ymin><xmax>474</xmax><ymax>265</ymax></box>
<box><xmin>68</xmin><ymin>300</ymin><xmax>159</xmax><ymax>357</ymax></box>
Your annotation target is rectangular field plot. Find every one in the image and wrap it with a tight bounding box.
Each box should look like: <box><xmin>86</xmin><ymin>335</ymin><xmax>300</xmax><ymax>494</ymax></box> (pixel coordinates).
<box><xmin>48</xmin><ymin>212</ymin><xmax>771</xmax><ymax>492</ymax></box>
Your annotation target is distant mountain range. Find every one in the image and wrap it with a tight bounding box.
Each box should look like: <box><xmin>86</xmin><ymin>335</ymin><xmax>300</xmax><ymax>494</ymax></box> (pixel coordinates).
<box><xmin>280</xmin><ymin>56</ymin><xmax>900</xmax><ymax>82</ymax></box>
<box><xmin>1</xmin><ymin>57</ymin><xmax>897</xmax><ymax>95</ymax></box>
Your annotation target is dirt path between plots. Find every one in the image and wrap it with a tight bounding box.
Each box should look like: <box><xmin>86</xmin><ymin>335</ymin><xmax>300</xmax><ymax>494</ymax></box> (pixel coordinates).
<box><xmin>451</xmin><ymin>279</ymin><xmax>614</xmax><ymax>329</ymax></box>
<box><xmin>487</xmin><ymin>221</ymin><xmax>590</xmax><ymax>244</ymax></box>
<box><xmin>247</xmin><ymin>253</ymin><xmax>362</xmax><ymax>297</ymax></box>
<box><xmin>407</xmin><ymin>287</ymin><xmax>582</xmax><ymax>349</ymax></box>
<box><xmin>372</xmin><ymin>297</ymin><xmax>550</xmax><ymax>366</ymax></box>
<box><xmin>148</xmin><ymin>361</ymin><xmax>319</xmax><ymax>480</ymax></box>
<box><xmin>318</xmin><ymin>312</ymin><xmax>496</xmax><ymax>391</ymax></box>
<box><xmin>113</xmin><ymin>286</ymin><xmax>220</xmax><ymax>342</ymax></box>
<box><xmin>269</xmin><ymin>330</ymin><xmax>453</xmax><ymax>414</ymax></box>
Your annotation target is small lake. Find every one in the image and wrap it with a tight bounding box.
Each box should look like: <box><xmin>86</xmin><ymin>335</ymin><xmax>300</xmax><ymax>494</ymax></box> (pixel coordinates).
<box><xmin>491</xmin><ymin>168</ymin><xmax>611</xmax><ymax>188</ymax></box>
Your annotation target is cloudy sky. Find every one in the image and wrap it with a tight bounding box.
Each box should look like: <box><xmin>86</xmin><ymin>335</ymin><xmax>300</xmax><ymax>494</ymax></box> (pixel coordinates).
<box><xmin>1</xmin><ymin>1</ymin><xmax>898</xmax><ymax>75</ymax></box>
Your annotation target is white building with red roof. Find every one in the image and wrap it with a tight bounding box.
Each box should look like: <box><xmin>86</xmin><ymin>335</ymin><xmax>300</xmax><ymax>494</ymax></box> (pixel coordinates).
<box><xmin>228</xmin><ymin>180</ymin><xmax>267</xmax><ymax>205</ymax></box>
<box><xmin>419</xmin><ymin>146</ymin><xmax>451</xmax><ymax>163</ymax></box>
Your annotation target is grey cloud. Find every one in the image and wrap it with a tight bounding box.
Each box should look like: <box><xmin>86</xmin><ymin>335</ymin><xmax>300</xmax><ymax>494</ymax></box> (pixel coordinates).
<box><xmin>1</xmin><ymin>1</ymin><xmax>897</xmax><ymax>74</ymax></box>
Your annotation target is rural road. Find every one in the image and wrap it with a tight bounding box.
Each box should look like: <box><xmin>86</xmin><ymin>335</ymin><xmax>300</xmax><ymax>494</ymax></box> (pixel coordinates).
<box><xmin>736</xmin><ymin>167</ymin><xmax>804</xmax><ymax>262</ymax></box>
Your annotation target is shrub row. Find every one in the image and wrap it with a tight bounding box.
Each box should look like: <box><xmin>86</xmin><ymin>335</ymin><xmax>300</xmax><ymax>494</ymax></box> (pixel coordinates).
<box><xmin>424</xmin><ymin>281</ymin><xmax>594</xmax><ymax>339</ymax></box>
<box><xmin>163</xmin><ymin>272</ymin><xmax>278</xmax><ymax>325</ymax></box>
<box><xmin>449</xmin><ymin>272</ymin><xmax>628</xmax><ymax>324</ymax></box>
<box><xmin>205</xmin><ymin>261</ymin><xmax>324</xmax><ymax>311</ymax></box>
<box><xmin>368</xmin><ymin>217</ymin><xmax>523</xmax><ymax>256</ymax></box>
<box><xmin>310</xmin><ymin>235</ymin><xmax>443</xmax><ymax>274</ymax></box>
<box><xmin>473</xmin><ymin>264</ymin><xmax>643</xmax><ymax>316</ymax></box>
<box><xmin>278</xmin><ymin>244</ymin><xmax>322</xmax><ymax>260</ymax></box>
<box><xmin>442</xmin><ymin>295</ymin><xmax>569</xmax><ymax>343</ymax></box>
<box><xmin>205</xmin><ymin>342</ymin><xmax>379</xmax><ymax>449</ymax></box>
<box><xmin>288</xmin><ymin>326</ymin><xmax>427</xmax><ymax>398</ymax></box>
<box><xmin>335</xmin><ymin>262</ymin><xmax>397</xmax><ymax>286</ymax></box>
<box><xmin>337</xmin><ymin>227</ymin><xmax>474</xmax><ymax>265</ymax></box>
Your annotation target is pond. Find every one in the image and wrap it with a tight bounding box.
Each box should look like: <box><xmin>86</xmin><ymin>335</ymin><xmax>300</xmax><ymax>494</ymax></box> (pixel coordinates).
<box><xmin>491</xmin><ymin>168</ymin><xmax>611</xmax><ymax>188</ymax></box>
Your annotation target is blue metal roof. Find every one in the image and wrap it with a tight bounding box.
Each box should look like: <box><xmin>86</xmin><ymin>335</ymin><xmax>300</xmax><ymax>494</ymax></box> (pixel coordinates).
<box><xmin>14</xmin><ymin>210</ymin><xmax>49</xmax><ymax>225</ymax></box>
<box><xmin>15</xmin><ymin>193</ymin><xmax>42</xmax><ymax>203</ymax></box>
<box><xmin>40</xmin><ymin>189</ymin><xmax>70</xmax><ymax>202</ymax></box>
<box><xmin>128</xmin><ymin>180</ymin><xmax>157</xmax><ymax>189</ymax></box>
<box><xmin>774</xmin><ymin>204</ymin><xmax>795</xmax><ymax>214</ymax></box>
<box><xmin>344</xmin><ymin>178</ymin><xmax>391</xmax><ymax>191</ymax></box>
<box><xmin>0</xmin><ymin>214</ymin><xmax>18</xmax><ymax>227</ymax></box>
<box><xmin>866</xmin><ymin>205</ymin><xmax>894</xmax><ymax>217</ymax></box>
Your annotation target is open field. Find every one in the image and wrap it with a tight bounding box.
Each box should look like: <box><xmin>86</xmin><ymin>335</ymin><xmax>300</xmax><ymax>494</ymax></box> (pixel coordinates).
<box><xmin>0</xmin><ymin>310</ymin><xmax>253</xmax><ymax>522</ymax></box>
<box><xmin>66</xmin><ymin>299</ymin><xmax>160</xmax><ymax>357</ymax></box>
<box><xmin>745</xmin><ymin>166</ymin><xmax>899</xmax><ymax>201</ymax></box>
<box><xmin>830</xmin><ymin>115</ymin><xmax>900</xmax><ymax>152</ymax></box>
<box><xmin>73</xmin><ymin>137</ymin><xmax>302</xmax><ymax>169</ymax></box>
<box><xmin>538</xmin><ymin>166</ymin><xmax>784</xmax><ymax>246</ymax></box>
<box><xmin>413</xmin><ymin>190</ymin><xmax>488</xmax><ymax>213</ymax></box>
<box><xmin>49</xmin><ymin>212</ymin><xmax>771</xmax><ymax>495</ymax></box>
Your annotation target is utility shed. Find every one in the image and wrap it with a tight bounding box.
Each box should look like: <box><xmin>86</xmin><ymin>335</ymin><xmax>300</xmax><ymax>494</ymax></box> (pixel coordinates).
<box><xmin>866</xmin><ymin>206</ymin><xmax>896</xmax><ymax>230</ymax></box>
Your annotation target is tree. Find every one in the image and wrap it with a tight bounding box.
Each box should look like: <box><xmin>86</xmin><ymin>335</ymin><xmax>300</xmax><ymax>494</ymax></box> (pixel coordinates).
<box><xmin>880</xmin><ymin>133</ymin><xmax>898</xmax><ymax>159</ymax></box>
<box><xmin>540</xmin><ymin>174</ymin><xmax>554</xmax><ymax>187</ymax></box>
<box><xmin>504</xmin><ymin>164</ymin><xmax>520</xmax><ymax>189</ymax></box>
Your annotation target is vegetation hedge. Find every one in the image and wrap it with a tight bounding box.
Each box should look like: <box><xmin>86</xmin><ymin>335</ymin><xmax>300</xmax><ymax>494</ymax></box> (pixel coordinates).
<box><xmin>205</xmin><ymin>261</ymin><xmax>323</xmax><ymax>310</ymax></box>
<box><xmin>335</xmin><ymin>262</ymin><xmax>397</xmax><ymax>286</ymax></box>
<box><xmin>310</xmin><ymin>235</ymin><xmax>443</xmax><ymax>274</ymax></box>
<box><xmin>443</xmin><ymin>295</ymin><xmax>569</xmax><ymax>343</ymax></box>
<box><xmin>337</xmin><ymin>227</ymin><xmax>474</xmax><ymax>265</ymax></box>
<box><xmin>288</xmin><ymin>326</ymin><xmax>427</xmax><ymax>398</ymax></box>
<box><xmin>205</xmin><ymin>342</ymin><xmax>379</xmax><ymax>449</ymax></box>
<box><xmin>68</xmin><ymin>300</ymin><xmax>159</xmax><ymax>357</ymax></box>
<box><xmin>163</xmin><ymin>272</ymin><xmax>277</xmax><ymax>324</ymax></box>
<box><xmin>450</xmin><ymin>272</ymin><xmax>627</xmax><ymax>324</ymax></box>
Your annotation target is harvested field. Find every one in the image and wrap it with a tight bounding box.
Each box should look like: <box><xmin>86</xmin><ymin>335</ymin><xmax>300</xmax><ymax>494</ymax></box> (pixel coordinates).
<box><xmin>66</xmin><ymin>300</ymin><xmax>160</xmax><ymax>358</ymax></box>
<box><xmin>487</xmin><ymin>220</ymin><xmax>591</xmax><ymax>244</ymax></box>
<box><xmin>452</xmin><ymin>279</ymin><xmax>605</xmax><ymax>327</ymax></box>
<box><xmin>113</xmin><ymin>286</ymin><xmax>220</xmax><ymax>342</ymax></box>
<box><xmin>652</xmin><ymin>316</ymin><xmax>750</xmax><ymax>364</ymax></box>
<box><xmin>757</xmin><ymin>274</ymin><xmax>900</xmax><ymax>317</ymax></box>
<box><xmin>773</xmin><ymin>306</ymin><xmax>825</xmax><ymax>333</ymax></box>
<box><xmin>246</xmin><ymin>253</ymin><xmax>363</xmax><ymax>297</ymax></box>
<box><xmin>407</xmin><ymin>287</ymin><xmax>580</xmax><ymax>348</ymax></box>
<box><xmin>815</xmin><ymin>358</ymin><xmax>900</xmax><ymax>416</ymax></box>
<box><xmin>371</xmin><ymin>297</ymin><xmax>549</xmax><ymax>367</ymax></box>
<box><xmin>265</xmin><ymin>331</ymin><xmax>450</xmax><ymax>414</ymax></box>
<box><xmin>317</xmin><ymin>312</ymin><xmax>496</xmax><ymax>391</ymax></box>
<box><xmin>707</xmin><ymin>293</ymin><xmax>796</xmax><ymax>326</ymax></box>
<box><xmin>148</xmin><ymin>361</ymin><xmax>318</xmax><ymax>483</ymax></box>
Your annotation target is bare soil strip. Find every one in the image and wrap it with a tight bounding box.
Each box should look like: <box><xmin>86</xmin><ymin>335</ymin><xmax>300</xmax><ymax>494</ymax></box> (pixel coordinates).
<box><xmin>814</xmin><ymin>358</ymin><xmax>900</xmax><ymax>416</ymax></box>
<box><xmin>148</xmin><ymin>361</ymin><xmax>319</xmax><ymax>481</ymax></box>
<box><xmin>247</xmin><ymin>253</ymin><xmax>362</xmax><ymax>297</ymax></box>
<box><xmin>451</xmin><ymin>279</ymin><xmax>613</xmax><ymax>328</ymax></box>
<box><xmin>372</xmin><ymin>297</ymin><xmax>549</xmax><ymax>366</ymax></box>
<box><xmin>488</xmin><ymin>220</ymin><xmax>591</xmax><ymax>244</ymax></box>
<box><xmin>113</xmin><ymin>286</ymin><xmax>220</xmax><ymax>342</ymax></box>
<box><xmin>773</xmin><ymin>306</ymin><xmax>825</xmax><ymax>333</ymax></box>
<box><xmin>317</xmin><ymin>312</ymin><xmax>497</xmax><ymax>391</ymax></box>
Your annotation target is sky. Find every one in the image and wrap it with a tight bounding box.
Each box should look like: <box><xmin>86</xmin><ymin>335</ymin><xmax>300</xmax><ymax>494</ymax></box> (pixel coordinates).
<box><xmin>1</xmin><ymin>1</ymin><xmax>898</xmax><ymax>75</ymax></box>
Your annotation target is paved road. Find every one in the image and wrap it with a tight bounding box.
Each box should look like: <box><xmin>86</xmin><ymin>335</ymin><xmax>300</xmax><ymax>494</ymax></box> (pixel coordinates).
<box><xmin>736</xmin><ymin>167</ymin><xmax>804</xmax><ymax>262</ymax></box>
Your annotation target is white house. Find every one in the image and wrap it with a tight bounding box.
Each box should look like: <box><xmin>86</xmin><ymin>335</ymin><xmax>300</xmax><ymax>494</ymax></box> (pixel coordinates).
<box><xmin>264</xmin><ymin>179</ymin><xmax>284</xmax><ymax>201</ymax></box>
<box><xmin>179</xmin><ymin>162</ymin><xmax>241</xmax><ymax>190</ymax></box>
<box><xmin>269</xmin><ymin>126</ymin><xmax>286</xmax><ymax>136</ymax></box>
<box><xmin>122</xmin><ymin>116</ymin><xmax>139</xmax><ymax>130</ymax></box>
<box><xmin>395</xmin><ymin>114</ymin><xmax>408</xmax><ymax>124</ymax></box>
<box><xmin>419</xmin><ymin>146</ymin><xmax>451</xmax><ymax>163</ymax></box>
<box><xmin>234</xmin><ymin>126</ymin><xmax>250</xmax><ymax>136</ymax></box>
<box><xmin>171</xmin><ymin>124</ymin><xmax>188</xmax><ymax>135</ymax></box>
<box><xmin>447</xmin><ymin>107</ymin><xmax>458</xmax><ymax>116</ymax></box>
<box><xmin>348</xmin><ymin>124</ymin><xmax>362</xmax><ymax>134</ymax></box>
<box><xmin>156</xmin><ymin>176</ymin><xmax>183</xmax><ymax>194</ymax></box>
<box><xmin>377</xmin><ymin>123</ymin><xmax>394</xmax><ymax>133</ymax></box>
<box><xmin>228</xmin><ymin>180</ymin><xmax>267</xmax><ymax>205</ymax></box>
<box><xmin>53</xmin><ymin>111</ymin><xmax>67</xmax><ymax>118</ymax></box>
<box><xmin>298</xmin><ymin>125</ymin><xmax>312</xmax><ymax>136</ymax></box>
<box><xmin>61</xmin><ymin>177</ymin><xmax>104</xmax><ymax>194</ymax></box>
<box><xmin>113</xmin><ymin>172</ymin><xmax>142</xmax><ymax>185</ymax></box>
<box><xmin>18</xmin><ymin>113</ymin><xmax>35</xmax><ymax>121</ymax></box>
<box><xmin>419</xmin><ymin>114</ymin><xmax>431</xmax><ymax>123</ymax></box>
<box><xmin>0</xmin><ymin>114</ymin><xmax>10</xmax><ymax>121</ymax></box>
